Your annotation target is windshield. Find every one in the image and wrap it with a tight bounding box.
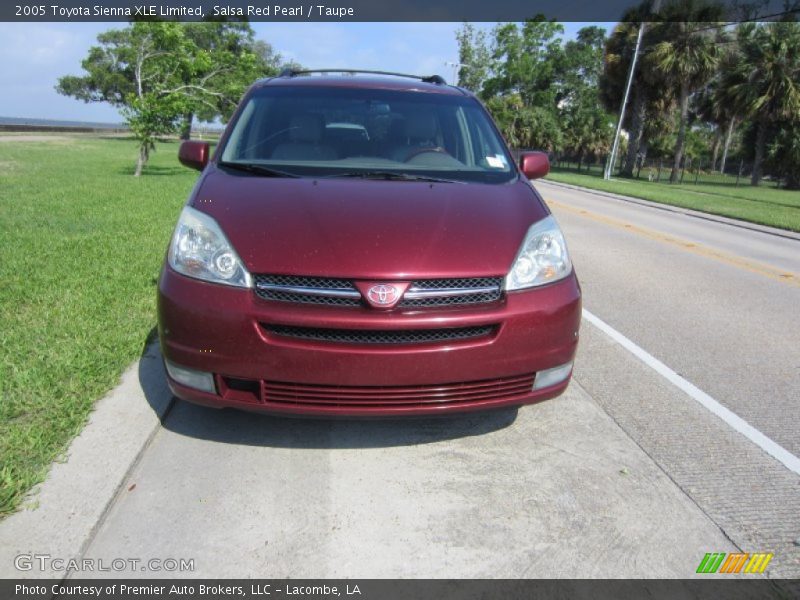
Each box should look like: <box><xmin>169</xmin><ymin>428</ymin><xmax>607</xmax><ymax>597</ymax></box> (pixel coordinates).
<box><xmin>219</xmin><ymin>84</ymin><xmax>516</xmax><ymax>184</ymax></box>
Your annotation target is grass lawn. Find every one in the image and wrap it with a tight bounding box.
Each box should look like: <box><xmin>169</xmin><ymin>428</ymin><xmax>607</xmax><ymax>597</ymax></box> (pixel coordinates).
<box><xmin>545</xmin><ymin>165</ymin><xmax>800</xmax><ymax>233</ymax></box>
<box><xmin>0</xmin><ymin>136</ymin><xmax>198</xmax><ymax>515</ymax></box>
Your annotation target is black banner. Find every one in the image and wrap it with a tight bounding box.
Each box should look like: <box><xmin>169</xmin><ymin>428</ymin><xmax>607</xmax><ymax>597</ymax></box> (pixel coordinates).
<box><xmin>2</xmin><ymin>579</ymin><xmax>799</xmax><ymax>600</ymax></box>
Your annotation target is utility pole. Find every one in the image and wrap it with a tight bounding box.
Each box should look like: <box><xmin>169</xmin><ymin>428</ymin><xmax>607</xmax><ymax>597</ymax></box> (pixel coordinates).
<box><xmin>445</xmin><ymin>61</ymin><xmax>464</xmax><ymax>86</ymax></box>
<box><xmin>604</xmin><ymin>0</ymin><xmax>661</xmax><ymax>180</ymax></box>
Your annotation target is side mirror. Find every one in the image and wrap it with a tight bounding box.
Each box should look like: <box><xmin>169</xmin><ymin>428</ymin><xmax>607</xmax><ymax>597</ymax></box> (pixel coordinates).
<box><xmin>519</xmin><ymin>151</ymin><xmax>550</xmax><ymax>180</ymax></box>
<box><xmin>178</xmin><ymin>141</ymin><xmax>210</xmax><ymax>171</ymax></box>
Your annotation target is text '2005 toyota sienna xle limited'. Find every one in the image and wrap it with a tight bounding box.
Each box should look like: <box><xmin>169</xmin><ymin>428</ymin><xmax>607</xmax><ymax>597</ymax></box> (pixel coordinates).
<box><xmin>158</xmin><ymin>69</ymin><xmax>581</xmax><ymax>416</ymax></box>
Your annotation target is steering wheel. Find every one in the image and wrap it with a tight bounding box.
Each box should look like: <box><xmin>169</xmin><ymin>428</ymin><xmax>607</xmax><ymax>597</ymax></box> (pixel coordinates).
<box><xmin>403</xmin><ymin>147</ymin><xmax>450</xmax><ymax>162</ymax></box>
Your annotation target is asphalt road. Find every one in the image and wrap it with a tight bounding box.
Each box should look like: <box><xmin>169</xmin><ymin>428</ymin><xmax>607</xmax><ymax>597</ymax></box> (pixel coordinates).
<box><xmin>2</xmin><ymin>179</ymin><xmax>798</xmax><ymax>581</ymax></box>
<box><xmin>540</xmin><ymin>180</ymin><xmax>800</xmax><ymax>578</ymax></box>
<box><xmin>541</xmin><ymin>180</ymin><xmax>800</xmax><ymax>457</ymax></box>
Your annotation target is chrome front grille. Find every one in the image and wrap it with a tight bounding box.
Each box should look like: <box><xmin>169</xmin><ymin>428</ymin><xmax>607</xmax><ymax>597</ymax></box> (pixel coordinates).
<box><xmin>254</xmin><ymin>275</ymin><xmax>362</xmax><ymax>307</ymax></box>
<box><xmin>265</xmin><ymin>324</ymin><xmax>496</xmax><ymax>345</ymax></box>
<box><xmin>399</xmin><ymin>277</ymin><xmax>503</xmax><ymax>308</ymax></box>
<box><xmin>254</xmin><ymin>275</ymin><xmax>503</xmax><ymax>309</ymax></box>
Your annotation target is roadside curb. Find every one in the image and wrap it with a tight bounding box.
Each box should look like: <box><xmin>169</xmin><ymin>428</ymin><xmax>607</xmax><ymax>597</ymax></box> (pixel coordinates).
<box><xmin>539</xmin><ymin>179</ymin><xmax>800</xmax><ymax>242</ymax></box>
<box><xmin>0</xmin><ymin>343</ymin><xmax>173</xmax><ymax>578</ymax></box>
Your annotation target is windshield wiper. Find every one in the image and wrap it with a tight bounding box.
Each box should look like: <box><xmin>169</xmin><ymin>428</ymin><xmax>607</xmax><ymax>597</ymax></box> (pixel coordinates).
<box><xmin>219</xmin><ymin>161</ymin><xmax>301</xmax><ymax>178</ymax></box>
<box><xmin>322</xmin><ymin>171</ymin><xmax>466</xmax><ymax>184</ymax></box>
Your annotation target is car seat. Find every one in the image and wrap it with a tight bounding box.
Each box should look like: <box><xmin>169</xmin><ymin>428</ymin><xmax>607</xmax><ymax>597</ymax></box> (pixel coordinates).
<box><xmin>388</xmin><ymin>112</ymin><xmax>441</xmax><ymax>162</ymax></box>
<box><xmin>271</xmin><ymin>114</ymin><xmax>337</xmax><ymax>161</ymax></box>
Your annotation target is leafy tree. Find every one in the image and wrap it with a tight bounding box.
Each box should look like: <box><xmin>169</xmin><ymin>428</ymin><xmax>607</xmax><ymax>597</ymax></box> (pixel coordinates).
<box><xmin>683</xmin><ymin>126</ymin><xmax>712</xmax><ymax>162</ymax></box>
<box><xmin>455</xmin><ymin>23</ymin><xmax>492</xmax><ymax>92</ymax></box>
<box><xmin>557</xmin><ymin>26</ymin><xmax>607</xmax><ymax>96</ymax></box>
<box><xmin>723</xmin><ymin>21</ymin><xmax>800</xmax><ymax>185</ymax></box>
<box><xmin>483</xmin><ymin>19</ymin><xmax>565</xmax><ymax>106</ymax></box>
<box><xmin>557</xmin><ymin>27</ymin><xmax>614</xmax><ymax>168</ymax></box>
<box><xmin>766</xmin><ymin>121</ymin><xmax>800</xmax><ymax>189</ymax></box>
<box><xmin>56</xmin><ymin>28</ymin><xmax>139</xmax><ymax>108</ymax></box>
<box><xmin>646</xmin><ymin>126</ymin><xmax>677</xmax><ymax>160</ymax></box>
<box><xmin>599</xmin><ymin>1</ymin><xmax>669</xmax><ymax>177</ymax></box>
<box><xmin>560</xmin><ymin>104</ymin><xmax>614</xmax><ymax>169</ymax></box>
<box><xmin>178</xmin><ymin>23</ymin><xmax>281</xmax><ymax>139</ymax></box>
<box><xmin>484</xmin><ymin>94</ymin><xmax>563</xmax><ymax>152</ymax></box>
<box><xmin>475</xmin><ymin>19</ymin><xmax>567</xmax><ymax>154</ymax></box>
<box><xmin>694</xmin><ymin>65</ymin><xmax>739</xmax><ymax>174</ymax></box>
<box><xmin>59</xmin><ymin>22</ymin><xmax>194</xmax><ymax>176</ymax></box>
<box><xmin>57</xmin><ymin>21</ymin><xmax>278</xmax><ymax>174</ymax></box>
<box><xmin>647</xmin><ymin>0</ymin><xmax>724</xmax><ymax>183</ymax></box>
<box><xmin>471</xmin><ymin>20</ymin><xmax>613</xmax><ymax>162</ymax></box>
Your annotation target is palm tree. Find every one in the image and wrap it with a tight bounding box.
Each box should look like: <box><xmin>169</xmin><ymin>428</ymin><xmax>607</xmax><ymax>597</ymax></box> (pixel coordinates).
<box><xmin>599</xmin><ymin>2</ymin><xmax>667</xmax><ymax>178</ymax></box>
<box><xmin>648</xmin><ymin>4</ymin><xmax>723</xmax><ymax>183</ymax></box>
<box><xmin>695</xmin><ymin>70</ymin><xmax>738</xmax><ymax>174</ymax></box>
<box><xmin>723</xmin><ymin>22</ymin><xmax>800</xmax><ymax>186</ymax></box>
<box><xmin>601</xmin><ymin>21</ymin><xmax>647</xmax><ymax>177</ymax></box>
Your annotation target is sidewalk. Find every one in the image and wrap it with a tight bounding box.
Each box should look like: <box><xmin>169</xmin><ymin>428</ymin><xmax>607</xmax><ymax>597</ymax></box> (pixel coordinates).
<box><xmin>0</xmin><ymin>344</ymin><xmax>172</xmax><ymax>578</ymax></box>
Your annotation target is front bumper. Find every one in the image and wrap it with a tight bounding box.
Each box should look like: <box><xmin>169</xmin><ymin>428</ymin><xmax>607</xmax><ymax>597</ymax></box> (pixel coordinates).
<box><xmin>157</xmin><ymin>267</ymin><xmax>581</xmax><ymax>416</ymax></box>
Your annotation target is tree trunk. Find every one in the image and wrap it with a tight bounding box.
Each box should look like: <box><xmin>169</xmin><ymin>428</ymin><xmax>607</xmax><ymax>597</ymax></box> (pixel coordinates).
<box><xmin>134</xmin><ymin>144</ymin><xmax>149</xmax><ymax>177</ymax></box>
<box><xmin>785</xmin><ymin>171</ymin><xmax>800</xmax><ymax>190</ymax></box>
<box><xmin>710</xmin><ymin>127</ymin><xmax>721</xmax><ymax>172</ymax></box>
<box><xmin>622</xmin><ymin>87</ymin><xmax>647</xmax><ymax>178</ymax></box>
<box><xmin>720</xmin><ymin>118</ymin><xmax>735</xmax><ymax>175</ymax></box>
<box><xmin>750</xmin><ymin>118</ymin><xmax>767</xmax><ymax>186</ymax></box>
<box><xmin>670</xmin><ymin>85</ymin><xmax>689</xmax><ymax>184</ymax></box>
<box><xmin>180</xmin><ymin>113</ymin><xmax>193</xmax><ymax>141</ymax></box>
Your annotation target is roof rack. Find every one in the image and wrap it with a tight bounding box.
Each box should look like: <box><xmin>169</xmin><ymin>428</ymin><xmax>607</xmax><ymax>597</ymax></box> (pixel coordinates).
<box><xmin>278</xmin><ymin>68</ymin><xmax>447</xmax><ymax>85</ymax></box>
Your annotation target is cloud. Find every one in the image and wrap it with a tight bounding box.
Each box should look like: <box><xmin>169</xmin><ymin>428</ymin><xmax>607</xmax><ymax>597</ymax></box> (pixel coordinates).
<box><xmin>254</xmin><ymin>23</ymin><xmax>355</xmax><ymax>69</ymax></box>
<box><xmin>253</xmin><ymin>22</ymin><xmax>460</xmax><ymax>79</ymax></box>
<box><xmin>0</xmin><ymin>22</ymin><xmax>124</xmax><ymax>120</ymax></box>
<box><xmin>0</xmin><ymin>22</ymin><xmax>463</xmax><ymax>121</ymax></box>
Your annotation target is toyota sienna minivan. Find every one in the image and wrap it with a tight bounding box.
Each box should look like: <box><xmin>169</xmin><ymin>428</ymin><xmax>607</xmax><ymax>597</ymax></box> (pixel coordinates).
<box><xmin>158</xmin><ymin>69</ymin><xmax>581</xmax><ymax>416</ymax></box>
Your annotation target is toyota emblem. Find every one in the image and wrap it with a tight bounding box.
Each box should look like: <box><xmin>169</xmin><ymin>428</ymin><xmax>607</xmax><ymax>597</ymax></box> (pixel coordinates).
<box><xmin>367</xmin><ymin>284</ymin><xmax>399</xmax><ymax>306</ymax></box>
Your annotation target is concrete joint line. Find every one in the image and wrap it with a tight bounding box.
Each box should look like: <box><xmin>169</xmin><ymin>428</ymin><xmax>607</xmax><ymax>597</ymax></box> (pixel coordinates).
<box><xmin>62</xmin><ymin>394</ymin><xmax>176</xmax><ymax>584</ymax></box>
<box><xmin>570</xmin><ymin>377</ymin><xmax>743</xmax><ymax>553</ymax></box>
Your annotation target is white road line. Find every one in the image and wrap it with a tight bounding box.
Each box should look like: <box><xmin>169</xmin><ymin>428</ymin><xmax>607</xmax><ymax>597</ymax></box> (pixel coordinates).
<box><xmin>582</xmin><ymin>308</ymin><xmax>800</xmax><ymax>476</ymax></box>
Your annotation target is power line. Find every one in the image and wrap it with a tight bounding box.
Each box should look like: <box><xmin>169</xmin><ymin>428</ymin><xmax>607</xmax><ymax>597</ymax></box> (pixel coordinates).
<box><xmin>646</xmin><ymin>8</ymin><xmax>800</xmax><ymax>35</ymax></box>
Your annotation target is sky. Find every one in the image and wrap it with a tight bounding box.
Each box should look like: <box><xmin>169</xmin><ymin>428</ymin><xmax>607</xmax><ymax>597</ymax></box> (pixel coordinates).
<box><xmin>0</xmin><ymin>21</ymin><xmax>610</xmax><ymax>123</ymax></box>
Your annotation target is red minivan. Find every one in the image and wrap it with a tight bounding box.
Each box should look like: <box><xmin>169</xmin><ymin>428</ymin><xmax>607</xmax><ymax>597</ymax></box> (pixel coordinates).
<box><xmin>158</xmin><ymin>69</ymin><xmax>581</xmax><ymax>416</ymax></box>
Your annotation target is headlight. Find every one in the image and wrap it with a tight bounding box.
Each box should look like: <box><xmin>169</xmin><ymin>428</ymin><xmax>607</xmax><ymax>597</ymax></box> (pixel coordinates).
<box><xmin>168</xmin><ymin>206</ymin><xmax>252</xmax><ymax>288</ymax></box>
<box><xmin>505</xmin><ymin>215</ymin><xmax>572</xmax><ymax>291</ymax></box>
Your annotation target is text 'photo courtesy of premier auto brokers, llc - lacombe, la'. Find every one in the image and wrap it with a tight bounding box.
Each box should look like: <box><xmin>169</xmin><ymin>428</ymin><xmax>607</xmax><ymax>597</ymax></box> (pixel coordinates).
<box><xmin>17</xmin><ymin>583</ymin><xmax>361</xmax><ymax>596</ymax></box>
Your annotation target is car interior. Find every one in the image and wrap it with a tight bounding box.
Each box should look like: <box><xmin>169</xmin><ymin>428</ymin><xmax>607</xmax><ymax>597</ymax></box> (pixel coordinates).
<box><xmin>223</xmin><ymin>89</ymin><xmax>512</xmax><ymax>173</ymax></box>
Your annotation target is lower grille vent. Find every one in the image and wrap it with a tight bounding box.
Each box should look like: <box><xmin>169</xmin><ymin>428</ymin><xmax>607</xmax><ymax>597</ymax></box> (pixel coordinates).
<box><xmin>264</xmin><ymin>324</ymin><xmax>496</xmax><ymax>345</ymax></box>
<box><xmin>262</xmin><ymin>372</ymin><xmax>536</xmax><ymax>406</ymax></box>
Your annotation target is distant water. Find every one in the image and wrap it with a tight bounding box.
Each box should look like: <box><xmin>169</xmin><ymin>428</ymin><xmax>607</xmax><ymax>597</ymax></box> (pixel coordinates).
<box><xmin>0</xmin><ymin>116</ymin><xmax>127</xmax><ymax>129</ymax></box>
<box><xmin>0</xmin><ymin>116</ymin><xmax>224</xmax><ymax>133</ymax></box>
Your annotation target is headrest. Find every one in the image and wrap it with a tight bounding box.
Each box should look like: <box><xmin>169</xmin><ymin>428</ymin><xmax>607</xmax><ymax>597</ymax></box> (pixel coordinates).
<box><xmin>289</xmin><ymin>114</ymin><xmax>324</xmax><ymax>143</ymax></box>
<box><xmin>404</xmin><ymin>112</ymin><xmax>437</xmax><ymax>141</ymax></box>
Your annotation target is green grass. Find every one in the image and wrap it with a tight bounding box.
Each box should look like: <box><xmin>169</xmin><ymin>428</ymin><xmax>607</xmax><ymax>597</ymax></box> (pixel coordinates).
<box><xmin>545</xmin><ymin>165</ymin><xmax>800</xmax><ymax>232</ymax></box>
<box><xmin>0</xmin><ymin>136</ymin><xmax>198</xmax><ymax>515</ymax></box>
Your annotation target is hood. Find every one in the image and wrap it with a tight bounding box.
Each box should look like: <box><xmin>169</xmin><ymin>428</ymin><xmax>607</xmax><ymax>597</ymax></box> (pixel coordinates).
<box><xmin>191</xmin><ymin>167</ymin><xmax>549</xmax><ymax>279</ymax></box>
